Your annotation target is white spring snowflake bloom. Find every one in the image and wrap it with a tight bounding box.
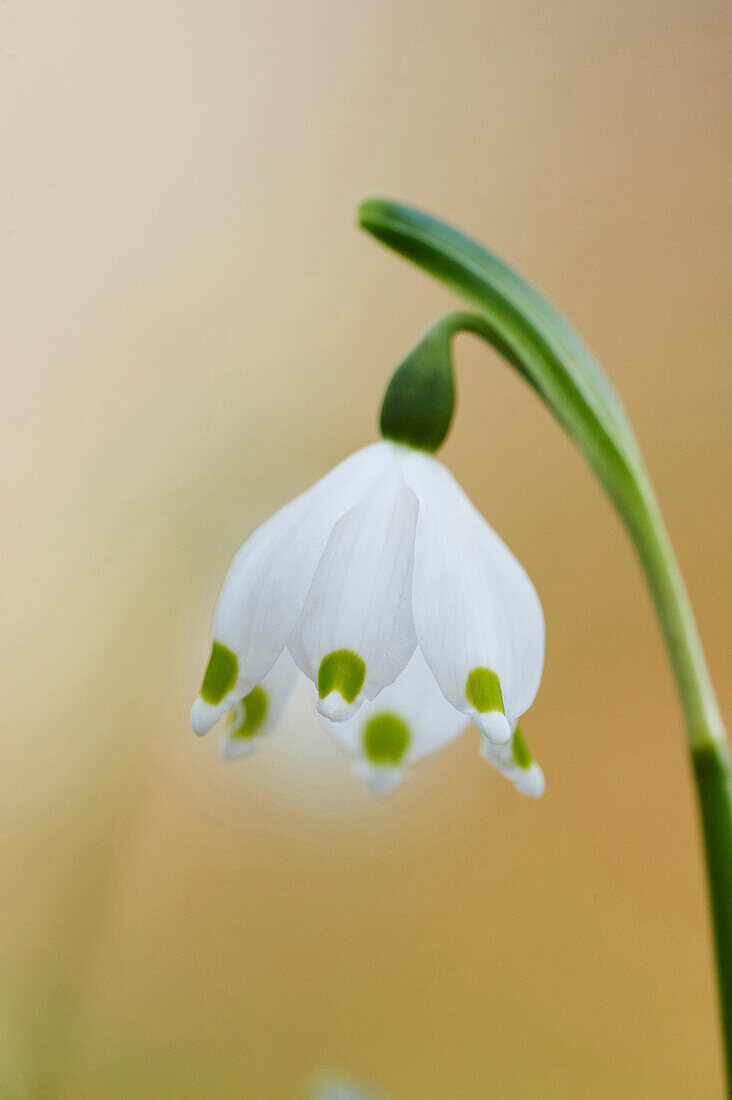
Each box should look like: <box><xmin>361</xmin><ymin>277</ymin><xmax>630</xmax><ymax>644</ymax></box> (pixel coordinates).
<box><xmin>191</xmin><ymin>440</ymin><xmax>545</xmax><ymax>795</ymax></box>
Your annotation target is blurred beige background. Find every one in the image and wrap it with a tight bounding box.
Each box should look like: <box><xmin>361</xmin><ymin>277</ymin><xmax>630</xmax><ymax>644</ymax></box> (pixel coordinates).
<box><xmin>2</xmin><ymin>0</ymin><xmax>731</xmax><ymax>1096</ymax></box>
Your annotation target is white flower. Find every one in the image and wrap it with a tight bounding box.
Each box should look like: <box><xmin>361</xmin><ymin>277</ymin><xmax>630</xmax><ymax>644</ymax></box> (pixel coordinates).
<box><xmin>191</xmin><ymin>440</ymin><xmax>545</xmax><ymax>793</ymax></box>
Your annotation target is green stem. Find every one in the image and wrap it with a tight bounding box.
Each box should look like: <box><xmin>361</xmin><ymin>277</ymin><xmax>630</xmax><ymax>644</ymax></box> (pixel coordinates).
<box><xmin>434</xmin><ymin>310</ymin><xmax>731</xmax><ymax>1083</ymax></box>
<box><xmin>358</xmin><ymin>194</ymin><xmax>731</xmax><ymax>1083</ymax></box>
<box><xmin>694</xmin><ymin>743</ymin><xmax>732</xmax><ymax>1085</ymax></box>
<box><xmin>631</xmin><ymin>487</ymin><xmax>731</xmax><ymax>1087</ymax></box>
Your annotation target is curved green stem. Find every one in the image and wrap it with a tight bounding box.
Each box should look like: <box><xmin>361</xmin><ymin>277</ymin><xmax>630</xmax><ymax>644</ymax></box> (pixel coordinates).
<box><xmin>428</xmin><ymin>312</ymin><xmax>724</xmax><ymax>750</ymax></box>
<box><xmin>359</xmin><ymin>200</ymin><xmax>731</xmax><ymax>1087</ymax></box>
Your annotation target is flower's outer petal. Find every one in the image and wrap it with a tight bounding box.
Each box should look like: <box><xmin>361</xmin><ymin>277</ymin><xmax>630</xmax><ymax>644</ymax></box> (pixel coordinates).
<box><xmin>190</xmin><ymin>442</ymin><xmax>395</xmax><ymax>735</ymax></box>
<box><xmin>479</xmin><ymin>725</ymin><xmax>545</xmax><ymax>798</ymax></box>
<box><xmin>219</xmin><ymin>649</ymin><xmax>300</xmax><ymax>759</ymax></box>
<box><xmin>403</xmin><ymin>451</ymin><xmax>544</xmax><ymax>743</ymax></box>
<box><xmin>289</xmin><ymin>467</ymin><xmax>418</xmax><ymax>721</ymax></box>
<box><xmin>319</xmin><ymin>648</ymin><xmax>469</xmax><ymax>791</ymax></box>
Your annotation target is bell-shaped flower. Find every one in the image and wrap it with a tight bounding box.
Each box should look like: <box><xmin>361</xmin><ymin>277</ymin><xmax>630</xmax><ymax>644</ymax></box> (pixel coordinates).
<box><xmin>191</xmin><ymin>439</ymin><xmax>545</xmax><ymax>793</ymax></box>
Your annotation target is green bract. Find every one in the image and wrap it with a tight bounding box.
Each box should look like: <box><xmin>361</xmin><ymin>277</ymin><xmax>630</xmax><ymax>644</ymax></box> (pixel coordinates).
<box><xmin>380</xmin><ymin>321</ymin><xmax>455</xmax><ymax>451</ymax></box>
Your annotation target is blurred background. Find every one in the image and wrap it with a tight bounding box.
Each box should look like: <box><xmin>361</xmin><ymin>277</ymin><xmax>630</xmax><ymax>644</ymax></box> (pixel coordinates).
<box><xmin>2</xmin><ymin>0</ymin><xmax>731</xmax><ymax>1095</ymax></box>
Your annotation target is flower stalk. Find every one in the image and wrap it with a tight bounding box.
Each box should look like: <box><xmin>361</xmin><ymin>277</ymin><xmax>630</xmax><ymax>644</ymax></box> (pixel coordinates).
<box><xmin>358</xmin><ymin>198</ymin><xmax>731</xmax><ymax>1086</ymax></box>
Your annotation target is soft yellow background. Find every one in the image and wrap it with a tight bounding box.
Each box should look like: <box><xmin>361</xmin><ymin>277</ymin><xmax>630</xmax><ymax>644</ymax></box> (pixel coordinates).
<box><xmin>2</xmin><ymin>1</ymin><xmax>730</xmax><ymax>1096</ymax></box>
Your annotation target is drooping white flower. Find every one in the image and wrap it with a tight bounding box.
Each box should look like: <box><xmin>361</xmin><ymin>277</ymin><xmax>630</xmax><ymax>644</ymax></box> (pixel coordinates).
<box><xmin>191</xmin><ymin>440</ymin><xmax>545</xmax><ymax>793</ymax></box>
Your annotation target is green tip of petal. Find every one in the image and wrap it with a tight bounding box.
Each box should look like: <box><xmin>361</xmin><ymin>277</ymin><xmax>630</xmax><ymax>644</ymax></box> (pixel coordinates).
<box><xmin>512</xmin><ymin>725</ymin><xmax>533</xmax><ymax>769</ymax></box>
<box><xmin>318</xmin><ymin>649</ymin><xmax>366</xmax><ymax>704</ymax></box>
<box><xmin>228</xmin><ymin>686</ymin><xmax>269</xmax><ymax>739</ymax></box>
<box><xmin>200</xmin><ymin>641</ymin><xmax>238</xmax><ymax>705</ymax></box>
<box><xmin>465</xmin><ymin>667</ymin><xmax>505</xmax><ymax>714</ymax></box>
<box><xmin>363</xmin><ymin>712</ymin><xmax>410</xmax><ymax>764</ymax></box>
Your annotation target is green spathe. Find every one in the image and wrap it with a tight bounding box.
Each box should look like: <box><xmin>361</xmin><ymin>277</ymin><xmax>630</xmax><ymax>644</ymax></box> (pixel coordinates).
<box><xmin>318</xmin><ymin>649</ymin><xmax>366</xmax><ymax>703</ymax></box>
<box><xmin>379</xmin><ymin>319</ymin><xmax>455</xmax><ymax>452</ymax></box>
<box><xmin>512</xmin><ymin>726</ymin><xmax>532</xmax><ymax>769</ymax></box>
<box><xmin>201</xmin><ymin>641</ymin><xmax>238</xmax><ymax>705</ymax></box>
<box><xmin>465</xmin><ymin>667</ymin><xmax>505</xmax><ymax>714</ymax></box>
<box><xmin>363</xmin><ymin>712</ymin><xmax>410</xmax><ymax>764</ymax></box>
<box><xmin>229</xmin><ymin>686</ymin><xmax>269</xmax><ymax>739</ymax></box>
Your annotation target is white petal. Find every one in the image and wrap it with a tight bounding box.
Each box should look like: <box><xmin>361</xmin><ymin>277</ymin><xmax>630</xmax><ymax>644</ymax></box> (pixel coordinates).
<box><xmin>191</xmin><ymin>442</ymin><xmax>396</xmax><ymax>733</ymax></box>
<box><xmin>352</xmin><ymin>759</ymin><xmax>405</xmax><ymax>795</ymax></box>
<box><xmin>219</xmin><ymin>648</ymin><xmax>300</xmax><ymax>759</ymax></box>
<box><xmin>289</xmin><ymin>466</ymin><xmax>419</xmax><ymax>719</ymax></box>
<box><xmin>479</xmin><ymin>729</ymin><xmax>545</xmax><ymax>798</ymax></box>
<box><xmin>403</xmin><ymin>451</ymin><xmax>544</xmax><ymax>742</ymax></box>
<box><xmin>319</xmin><ymin>648</ymin><xmax>469</xmax><ymax>789</ymax></box>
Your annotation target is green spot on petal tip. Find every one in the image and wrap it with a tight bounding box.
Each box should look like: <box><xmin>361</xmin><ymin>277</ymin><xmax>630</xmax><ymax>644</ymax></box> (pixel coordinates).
<box><xmin>465</xmin><ymin>667</ymin><xmax>505</xmax><ymax>714</ymax></box>
<box><xmin>363</xmin><ymin>712</ymin><xmax>410</xmax><ymax>764</ymax></box>
<box><xmin>200</xmin><ymin>641</ymin><xmax>238</xmax><ymax>705</ymax></box>
<box><xmin>229</xmin><ymin>686</ymin><xmax>268</xmax><ymax>739</ymax></box>
<box><xmin>317</xmin><ymin>649</ymin><xmax>366</xmax><ymax>704</ymax></box>
<box><xmin>512</xmin><ymin>725</ymin><xmax>533</xmax><ymax>769</ymax></box>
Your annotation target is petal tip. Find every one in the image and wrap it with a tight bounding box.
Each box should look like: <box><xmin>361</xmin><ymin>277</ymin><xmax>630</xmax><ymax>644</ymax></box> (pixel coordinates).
<box><xmin>219</xmin><ymin>735</ymin><xmax>261</xmax><ymax>760</ymax></box>
<box><xmin>474</xmin><ymin>711</ymin><xmax>511</xmax><ymax>745</ymax></box>
<box><xmin>317</xmin><ymin>691</ymin><xmax>362</xmax><ymax>722</ymax></box>
<box><xmin>352</xmin><ymin>759</ymin><xmax>405</xmax><ymax>795</ymax></box>
<box><xmin>190</xmin><ymin>697</ymin><xmax>223</xmax><ymax>737</ymax></box>
<box><xmin>516</xmin><ymin>763</ymin><xmax>545</xmax><ymax>798</ymax></box>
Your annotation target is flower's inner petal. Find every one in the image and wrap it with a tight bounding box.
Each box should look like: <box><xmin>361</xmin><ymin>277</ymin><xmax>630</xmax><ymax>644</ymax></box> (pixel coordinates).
<box><xmin>403</xmin><ymin>450</ymin><xmax>544</xmax><ymax>737</ymax></box>
<box><xmin>289</xmin><ymin>467</ymin><xmax>418</xmax><ymax>718</ymax></box>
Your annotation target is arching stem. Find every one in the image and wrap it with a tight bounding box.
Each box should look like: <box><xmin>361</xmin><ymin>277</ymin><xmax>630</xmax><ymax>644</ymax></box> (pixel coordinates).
<box><xmin>420</xmin><ymin>310</ymin><xmax>731</xmax><ymax>1080</ymax></box>
<box><xmin>360</xmin><ymin>195</ymin><xmax>731</xmax><ymax>1087</ymax></box>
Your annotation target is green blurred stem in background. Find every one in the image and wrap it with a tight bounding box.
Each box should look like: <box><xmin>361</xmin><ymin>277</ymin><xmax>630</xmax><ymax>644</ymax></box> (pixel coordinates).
<box><xmin>358</xmin><ymin>198</ymin><xmax>731</xmax><ymax>1090</ymax></box>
